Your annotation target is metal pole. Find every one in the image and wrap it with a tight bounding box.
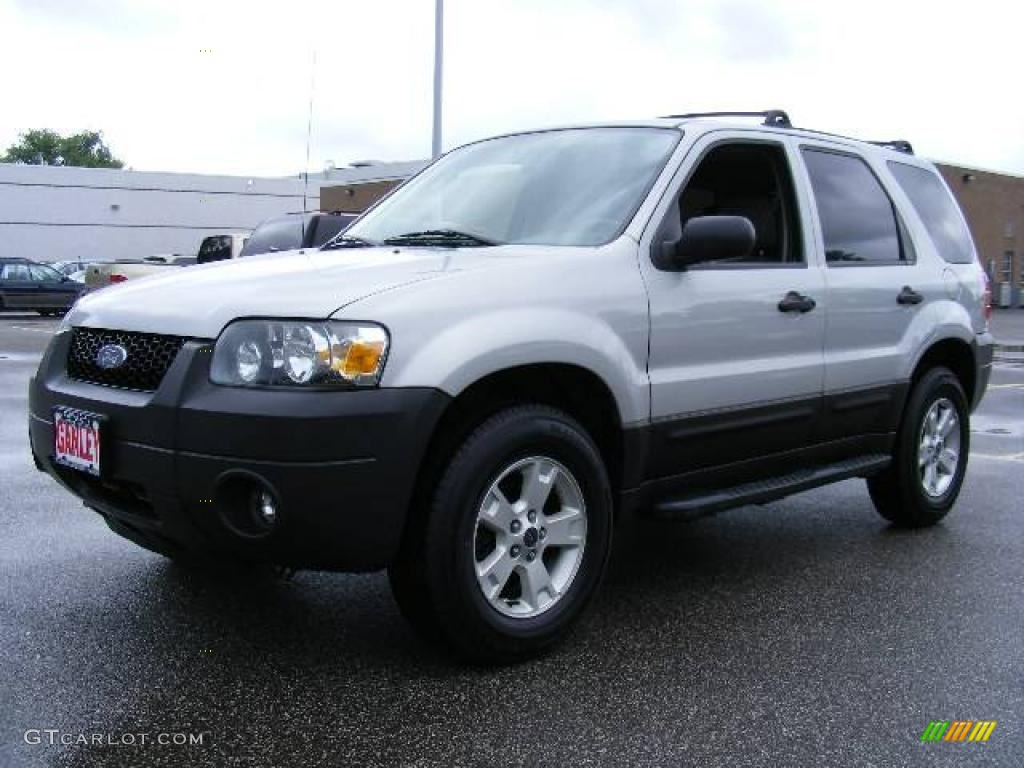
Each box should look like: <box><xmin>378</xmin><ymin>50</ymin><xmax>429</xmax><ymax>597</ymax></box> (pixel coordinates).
<box><xmin>302</xmin><ymin>50</ymin><xmax>316</xmax><ymax>218</ymax></box>
<box><xmin>432</xmin><ymin>0</ymin><xmax>444</xmax><ymax>158</ymax></box>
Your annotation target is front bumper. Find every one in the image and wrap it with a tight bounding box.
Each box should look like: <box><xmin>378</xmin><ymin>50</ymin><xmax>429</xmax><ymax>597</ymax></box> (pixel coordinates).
<box><xmin>29</xmin><ymin>330</ymin><xmax>450</xmax><ymax>571</ymax></box>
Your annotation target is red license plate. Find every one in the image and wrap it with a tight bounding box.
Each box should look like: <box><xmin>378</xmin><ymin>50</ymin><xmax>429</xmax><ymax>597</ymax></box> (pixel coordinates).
<box><xmin>53</xmin><ymin>406</ymin><xmax>103</xmax><ymax>476</ymax></box>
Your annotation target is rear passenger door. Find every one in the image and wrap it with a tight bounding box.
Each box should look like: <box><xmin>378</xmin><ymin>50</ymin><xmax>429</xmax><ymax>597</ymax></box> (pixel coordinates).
<box><xmin>796</xmin><ymin>143</ymin><xmax>929</xmax><ymax>443</ymax></box>
<box><xmin>640</xmin><ymin>133</ymin><xmax>826</xmax><ymax>479</ymax></box>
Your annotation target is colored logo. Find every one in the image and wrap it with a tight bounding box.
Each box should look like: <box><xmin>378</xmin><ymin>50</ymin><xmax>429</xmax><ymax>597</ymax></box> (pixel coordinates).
<box><xmin>921</xmin><ymin>721</ymin><xmax>997</xmax><ymax>742</ymax></box>
<box><xmin>95</xmin><ymin>344</ymin><xmax>128</xmax><ymax>370</ymax></box>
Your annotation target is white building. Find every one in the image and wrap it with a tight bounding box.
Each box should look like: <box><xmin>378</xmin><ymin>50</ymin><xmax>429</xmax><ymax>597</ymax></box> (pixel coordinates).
<box><xmin>0</xmin><ymin>161</ymin><xmax>422</xmax><ymax>263</ymax></box>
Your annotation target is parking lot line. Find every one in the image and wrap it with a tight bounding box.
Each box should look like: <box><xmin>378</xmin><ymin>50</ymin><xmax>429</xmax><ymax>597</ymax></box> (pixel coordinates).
<box><xmin>9</xmin><ymin>325</ymin><xmax>56</xmax><ymax>334</ymax></box>
<box><xmin>971</xmin><ymin>452</ymin><xmax>1024</xmax><ymax>462</ymax></box>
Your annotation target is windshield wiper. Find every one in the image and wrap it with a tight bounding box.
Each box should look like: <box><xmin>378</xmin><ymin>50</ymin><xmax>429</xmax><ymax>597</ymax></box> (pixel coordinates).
<box><xmin>321</xmin><ymin>235</ymin><xmax>377</xmax><ymax>250</ymax></box>
<box><xmin>382</xmin><ymin>229</ymin><xmax>500</xmax><ymax>247</ymax></box>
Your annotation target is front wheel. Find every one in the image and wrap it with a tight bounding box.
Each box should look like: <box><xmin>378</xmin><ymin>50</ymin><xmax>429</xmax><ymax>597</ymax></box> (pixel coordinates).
<box><xmin>389</xmin><ymin>405</ymin><xmax>613</xmax><ymax>663</ymax></box>
<box><xmin>868</xmin><ymin>367</ymin><xmax>969</xmax><ymax>527</ymax></box>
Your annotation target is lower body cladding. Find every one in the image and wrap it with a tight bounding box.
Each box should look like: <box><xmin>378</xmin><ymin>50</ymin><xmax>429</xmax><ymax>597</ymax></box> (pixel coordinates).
<box><xmin>29</xmin><ymin>331</ymin><xmax>450</xmax><ymax>571</ymax></box>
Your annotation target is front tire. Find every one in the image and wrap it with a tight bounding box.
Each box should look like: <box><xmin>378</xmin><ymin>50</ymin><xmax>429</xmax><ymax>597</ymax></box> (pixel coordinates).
<box><xmin>389</xmin><ymin>405</ymin><xmax>613</xmax><ymax>663</ymax></box>
<box><xmin>868</xmin><ymin>367</ymin><xmax>969</xmax><ymax>527</ymax></box>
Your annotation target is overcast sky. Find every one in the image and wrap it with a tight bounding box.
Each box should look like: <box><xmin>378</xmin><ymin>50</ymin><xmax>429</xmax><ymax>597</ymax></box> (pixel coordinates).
<box><xmin>1</xmin><ymin>0</ymin><xmax>1021</xmax><ymax>177</ymax></box>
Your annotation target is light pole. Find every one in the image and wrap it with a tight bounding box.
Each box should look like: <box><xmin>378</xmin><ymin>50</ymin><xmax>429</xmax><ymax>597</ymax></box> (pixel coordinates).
<box><xmin>432</xmin><ymin>0</ymin><xmax>444</xmax><ymax>158</ymax></box>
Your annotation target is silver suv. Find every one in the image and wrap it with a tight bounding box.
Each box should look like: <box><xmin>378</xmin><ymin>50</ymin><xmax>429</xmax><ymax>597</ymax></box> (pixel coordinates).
<box><xmin>29</xmin><ymin>110</ymin><xmax>994</xmax><ymax>662</ymax></box>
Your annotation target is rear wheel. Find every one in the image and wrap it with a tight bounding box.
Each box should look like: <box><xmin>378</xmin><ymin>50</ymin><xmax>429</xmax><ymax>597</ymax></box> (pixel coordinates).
<box><xmin>389</xmin><ymin>405</ymin><xmax>613</xmax><ymax>663</ymax></box>
<box><xmin>868</xmin><ymin>367</ymin><xmax>969</xmax><ymax>527</ymax></box>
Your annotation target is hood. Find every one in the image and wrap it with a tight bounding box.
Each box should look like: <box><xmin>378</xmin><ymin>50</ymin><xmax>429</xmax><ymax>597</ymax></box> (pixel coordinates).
<box><xmin>65</xmin><ymin>248</ymin><xmax>452</xmax><ymax>338</ymax></box>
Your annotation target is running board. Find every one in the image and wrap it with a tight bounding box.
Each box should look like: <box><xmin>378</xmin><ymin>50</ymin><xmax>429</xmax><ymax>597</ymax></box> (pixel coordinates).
<box><xmin>651</xmin><ymin>454</ymin><xmax>891</xmax><ymax>519</ymax></box>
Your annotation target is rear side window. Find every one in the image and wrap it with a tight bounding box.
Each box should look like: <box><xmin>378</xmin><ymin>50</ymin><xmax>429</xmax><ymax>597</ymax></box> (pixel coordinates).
<box><xmin>240</xmin><ymin>217</ymin><xmax>304</xmax><ymax>256</ymax></box>
<box><xmin>887</xmin><ymin>163</ymin><xmax>974</xmax><ymax>263</ymax></box>
<box><xmin>802</xmin><ymin>149</ymin><xmax>903</xmax><ymax>265</ymax></box>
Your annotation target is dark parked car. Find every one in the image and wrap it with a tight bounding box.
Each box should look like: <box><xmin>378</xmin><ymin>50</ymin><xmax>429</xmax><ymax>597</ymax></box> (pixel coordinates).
<box><xmin>0</xmin><ymin>258</ymin><xmax>85</xmax><ymax>315</ymax></box>
<box><xmin>238</xmin><ymin>211</ymin><xmax>356</xmax><ymax>258</ymax></box>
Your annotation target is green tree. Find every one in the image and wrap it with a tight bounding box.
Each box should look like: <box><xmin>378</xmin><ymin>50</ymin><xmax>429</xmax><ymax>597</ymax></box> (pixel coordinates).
<box><xmin>1</xmin><ymin>129</ymin><xmax>124</xmax><ymax>168</ymax></box>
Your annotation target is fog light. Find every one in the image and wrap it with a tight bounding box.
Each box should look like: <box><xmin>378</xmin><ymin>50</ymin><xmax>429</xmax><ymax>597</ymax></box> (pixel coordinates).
<box><xmin>252</xmin><ymin>489</ymin><xmax>278</xmax><ymax>527</ymax></box>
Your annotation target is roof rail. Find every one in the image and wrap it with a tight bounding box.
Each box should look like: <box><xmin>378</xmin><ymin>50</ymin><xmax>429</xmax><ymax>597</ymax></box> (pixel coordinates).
<box><xmin>868</xmin><ymin>139</ymin><xmax>915</xmax><ymax>155</ymax></box>
<box><xmin>662</xmin><ymin>110</ymin><xmax>915</xmax><ymax>154</ymax></box>
<box><xmin>663</xmin><ymin>110</ymin><xmax>792</xmax><ymax>128</ymax></box>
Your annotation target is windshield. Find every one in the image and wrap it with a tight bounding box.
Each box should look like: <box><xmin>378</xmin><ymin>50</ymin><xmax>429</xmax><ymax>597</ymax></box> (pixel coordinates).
<box><xmin>346</xmin><ymin>127</ymin><xmax>680</xmax><ymax>247</ymax></box>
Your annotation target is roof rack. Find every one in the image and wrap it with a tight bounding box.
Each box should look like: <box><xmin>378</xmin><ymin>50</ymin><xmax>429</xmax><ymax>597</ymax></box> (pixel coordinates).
<box><xmin>663</xmin><ymin>109</ymin><xmax>915</xmax><ymax>155</ymax></box>
<box><xmin>868</xmin><ymin>139</ymin><xmax>914</xmax><ymax>155</ymax></box>
<box><xmin>663</xmin><ymin>110</ymin><xmax>793</xmax><ymax>128</ymax></box>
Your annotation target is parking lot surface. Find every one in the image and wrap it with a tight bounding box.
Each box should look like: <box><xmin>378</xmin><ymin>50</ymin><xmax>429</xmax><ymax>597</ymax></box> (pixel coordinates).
<box><xmin>2</xmin><ymin>312</ymin><xmax>1022</xmax><ymax>767</ymax></box>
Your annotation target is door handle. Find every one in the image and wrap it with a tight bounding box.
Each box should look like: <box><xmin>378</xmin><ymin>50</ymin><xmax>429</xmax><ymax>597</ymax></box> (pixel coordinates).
<box><xmin>778</xmin><ymin>291</ymin><xmax>816</xmax><ymax>313</ymax></box>
<box><xmin>897</xmin><ymin>285</ymin><xmax>924</xmax><ymax>305</ymax></box>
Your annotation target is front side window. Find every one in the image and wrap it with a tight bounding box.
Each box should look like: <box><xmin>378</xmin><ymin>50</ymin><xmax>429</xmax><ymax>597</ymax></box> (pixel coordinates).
<box><xmin>346</xmin><ymin>128</ymin><xmax>680</xmax><ymax>247</ymax></box>
<box><xmin>887</xmin><ymin>162</ymin><xmax>974</xmax><ymax>264</ymax></box>
<box><xmin>30</xmin><ymin>264</ymin><xmax>62</xmax><ymax>282</ymax></box>
<box><xmin>802</xmin><ymin>149</ymin><xmax>903</xmax><ymax>265</ymax></box>
<box><xmin>674</xmin><ymin>142</ymin><xmax>802</xmax><ymax>265</ymax></box>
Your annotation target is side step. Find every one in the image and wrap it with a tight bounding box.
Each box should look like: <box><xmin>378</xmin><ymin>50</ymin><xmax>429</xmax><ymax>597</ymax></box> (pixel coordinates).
<box><xmin>651</xmin><ymin>454</ymin><xmax>891</xmax><ymax>519</ymax></box>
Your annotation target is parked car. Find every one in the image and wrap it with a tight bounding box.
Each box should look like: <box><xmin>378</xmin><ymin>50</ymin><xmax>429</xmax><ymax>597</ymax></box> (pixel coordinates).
<box><xmin>85</xmin><ymin>258</ymin><xmax>165</xmax><ymax>290</ymax></box>
<box><xmin>29</xmin><ymin>111</ymin><xmax>994</xmax><ymax>662</ymax></box>
<box><xmin>1</xmin><ymin>257</ymin><xmax>85</xmax><ymax>314</ymax></box>
<box><xmin>84</xmin><ymin>253</ymin><xmax>197</xmax><ymax>290</ymax></box>
<box><xmin>238</xmin><ymin>212</ymin><xmax>356</xmax><ymax>257</ymax></box>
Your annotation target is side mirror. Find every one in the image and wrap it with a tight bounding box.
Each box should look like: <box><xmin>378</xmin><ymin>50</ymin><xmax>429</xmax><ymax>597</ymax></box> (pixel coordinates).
<box><xmin>659</xmin><ymin>215</ymin><xmax>756</xmax><ymax>270</ymax></box>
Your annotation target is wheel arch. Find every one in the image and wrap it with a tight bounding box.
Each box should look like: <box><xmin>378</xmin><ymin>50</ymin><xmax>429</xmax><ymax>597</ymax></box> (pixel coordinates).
<box><xmin>401</xmin><ymin>363</ymin><xmax>628</xmax><ymax>550</ymax></box>
<box><xmin>909</xmin><ymin>336</ymin><xmax>977</xmax><ymax>406</ymax></box>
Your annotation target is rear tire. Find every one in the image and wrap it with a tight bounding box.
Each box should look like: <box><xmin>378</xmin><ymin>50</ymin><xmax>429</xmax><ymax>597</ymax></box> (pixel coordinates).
<box><xmin>868</xmin><ymin>367</ymin><xmax>969</xmax><ymax>527</ymax></box>
<box><xmin>389</xmin><ymin>405</ymin><xmax>613</xmax><ymax>663</ymax></box>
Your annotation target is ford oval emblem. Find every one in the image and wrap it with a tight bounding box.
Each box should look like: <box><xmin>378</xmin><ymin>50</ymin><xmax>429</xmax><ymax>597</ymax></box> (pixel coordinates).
<box><xmin>95</xmin><ymin>344</ymin><xmax>128</xmax><ymax>370</ymax></box>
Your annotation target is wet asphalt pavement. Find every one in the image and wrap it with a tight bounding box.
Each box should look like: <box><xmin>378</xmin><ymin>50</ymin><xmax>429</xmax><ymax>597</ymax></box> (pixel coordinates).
<box><xmin>2</xmin><ymin>313</ymin><xmax>1022</xmax><ymax>767</ymax></box>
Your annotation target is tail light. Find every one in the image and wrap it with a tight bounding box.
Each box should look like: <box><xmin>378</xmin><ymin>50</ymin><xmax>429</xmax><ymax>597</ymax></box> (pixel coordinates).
<box><xmin>108</xmin><ymin>274</ymin><xmax>128</xmax><ymax>284</ymax></box>
<box><xmin>981</xmin><ymin>270</ymin><xmax>993</xmax><ymax>328</ymax></box>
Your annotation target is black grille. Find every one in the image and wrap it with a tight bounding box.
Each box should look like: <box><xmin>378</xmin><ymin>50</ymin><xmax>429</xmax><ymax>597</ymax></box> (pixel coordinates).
<box><xmin>67</xmin><ymin>327</ymin><xmax>188</xmax><ymax>391</ymax></box>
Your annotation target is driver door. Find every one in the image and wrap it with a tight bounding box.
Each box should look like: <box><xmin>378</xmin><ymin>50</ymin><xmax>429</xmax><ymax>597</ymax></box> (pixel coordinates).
<box><xmin>638</xmin><ymin>132</ymin><xmax>826</xmax><ymax>479</ymax></box>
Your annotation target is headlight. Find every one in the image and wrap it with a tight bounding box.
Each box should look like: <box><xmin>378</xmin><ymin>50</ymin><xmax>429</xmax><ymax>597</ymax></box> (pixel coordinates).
<box><xmin>210</xmin><ymin>320</ymin><xmax>389</xmax><ymax>387</ymax></box>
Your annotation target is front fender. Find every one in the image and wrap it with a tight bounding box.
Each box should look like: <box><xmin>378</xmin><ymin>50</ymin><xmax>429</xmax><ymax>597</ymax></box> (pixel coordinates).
<box><xmin>383</xmin><ymin>308</ymin><xmax>650</xmax><ymax>426</ymax></box>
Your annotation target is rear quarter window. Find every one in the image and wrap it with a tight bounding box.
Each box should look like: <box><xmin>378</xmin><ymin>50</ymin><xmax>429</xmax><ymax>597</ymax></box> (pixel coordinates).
<box><xmin>887</xmin><ymin>163</ymin><xmax>975</xmax><ymax>264</ymax></box>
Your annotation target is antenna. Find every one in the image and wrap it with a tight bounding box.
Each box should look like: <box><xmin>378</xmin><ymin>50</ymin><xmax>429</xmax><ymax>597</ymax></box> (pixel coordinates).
<box><xmin>302</xmin><ymin>50</ymin><xmax>317</xmax><ymax>228</ymax></box>
<box><xmin>432</xmin><ymin>0</ymin><xmax>444</xmax><ymax>158</ymax></box>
